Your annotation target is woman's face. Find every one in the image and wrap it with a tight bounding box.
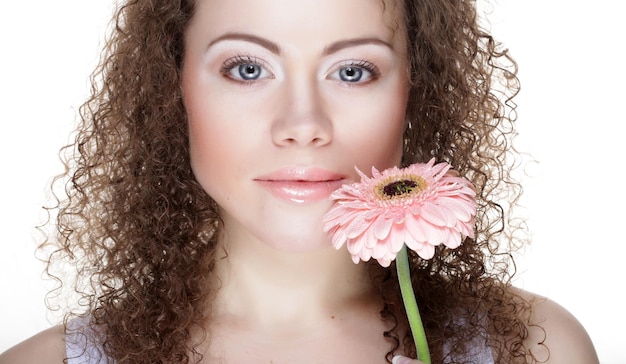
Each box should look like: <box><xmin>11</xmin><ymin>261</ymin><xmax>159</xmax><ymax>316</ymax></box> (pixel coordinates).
<box><xmin>182</xmin><ymin>0</ymin><xmax>409</xmax><ymax>252</ymax></box>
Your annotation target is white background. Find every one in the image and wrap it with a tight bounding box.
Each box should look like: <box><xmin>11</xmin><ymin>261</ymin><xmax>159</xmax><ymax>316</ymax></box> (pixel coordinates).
<box><xmin>0</xmin><ymin>1</ymin><xmax>624</xmax><ymax>362</ymax></box>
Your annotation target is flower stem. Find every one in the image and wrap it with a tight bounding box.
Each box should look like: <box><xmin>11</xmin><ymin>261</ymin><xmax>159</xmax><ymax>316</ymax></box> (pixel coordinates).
<box><xmin>396</xmin><ymin>244</ymin><xmax>431</xmax><ymax>364</ymax></box>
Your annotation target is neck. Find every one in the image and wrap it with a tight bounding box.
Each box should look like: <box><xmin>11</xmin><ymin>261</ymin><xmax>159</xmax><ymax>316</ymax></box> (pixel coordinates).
<box><xmin>210</xmin><ymin>230</ymin><xmax>374</xmax><ymax>330</ymax></box>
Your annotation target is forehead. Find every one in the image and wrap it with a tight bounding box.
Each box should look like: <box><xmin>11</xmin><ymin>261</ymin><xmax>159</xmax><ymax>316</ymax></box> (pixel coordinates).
<box><xmin>186</xmin><ymin>0</ymin><xmax>405</xmax><ymax>51</ymax></box>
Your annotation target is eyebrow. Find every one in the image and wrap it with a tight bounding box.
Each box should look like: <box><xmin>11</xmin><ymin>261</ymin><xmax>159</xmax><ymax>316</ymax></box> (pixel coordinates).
<box><xmin>207</xmin><ymin>33</ymin><xmax>393</xmax><ymax>56</ymax></box>
<box><xmin>323</xmin><ymin>38</ymin><xmax>393</xmax><ymax>55</ymax></box>
<box><xmin>208</xmin><ymin>33</ymin><xmax>281</xmax><ymax>54</ymax></box>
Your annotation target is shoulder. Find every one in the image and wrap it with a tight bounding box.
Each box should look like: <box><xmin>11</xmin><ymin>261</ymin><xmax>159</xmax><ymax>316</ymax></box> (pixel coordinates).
<box><xmin>0</xmin><ymin>325</ymin><xmax>66</xmax><ymax>364</ymax></box>
<box><xmin>517</xmin><ymin>289</ymin><xmax>599</xmax><ymax>364</ymax></box>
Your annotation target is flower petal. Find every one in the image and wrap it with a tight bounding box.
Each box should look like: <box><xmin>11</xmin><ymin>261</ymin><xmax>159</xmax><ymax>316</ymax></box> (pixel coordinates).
<box><xmin>345</xmin><ymin>214</ymin><xmax>373</xmax><ymax>239</ymax></box>
<box><xmin>415</xmin><ymin>243</ymin><xmax>435</xmax><ymax>260</ymax></box>
<box><xmin>371</xmin><ymin>215</ymin><xmax>394</xmax><ymax>240</ymax></box>
<box><xmin>420</xmin><ymin>202</ymin><xmax>450</xmax><ymax>227</ymax></box>
<box><xmin>405</xmin><ymin>214</ymin><xmax>428</xmax><ymax>243</ymax></box>
<box><xmin>444</xmin><ymin>229</ymin><xmax>462</xmax><ymax>249</ymax></box>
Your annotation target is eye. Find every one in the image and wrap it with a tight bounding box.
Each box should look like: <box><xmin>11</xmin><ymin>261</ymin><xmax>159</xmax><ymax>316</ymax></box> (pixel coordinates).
<box><xmin>221</xmin><ymin>56</ymin><xmax>272</xmax><ymax>82</ymax></box>
<box><xmin>330</xmin><ymin>61</ymin><xmax>380</xmax><ymax>84</ymax></box>
<box><xmin>339</xmin><ymin>67</ymin><xmax>364</xmax><ymax>82</ymax></box>
<box><xmin>237</xmin><ymin>64</ymin><xmax>262</xmax><ymax>80</ymax></box>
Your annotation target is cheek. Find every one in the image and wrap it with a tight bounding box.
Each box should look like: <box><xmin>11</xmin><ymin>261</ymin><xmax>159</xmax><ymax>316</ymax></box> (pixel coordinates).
<box><xmin>183</xmin><ymin>69</ymin><xmax>234</xmax><ymax>185</ymax></box>
<box><xmin>359</xmin><ymin>112</ymin><xmax>405</xmax><ymax>168</ymax></box>
<box><xmin>188</xmin><ymin>119</ymin><xmax>222</xmax><ymax>191</ymax></box>
<box><xmin>335</xmin><ymin>86</ymin><xmax>408</xmax><ymax>171</ymax></box>
<box><xmin>185</xmin><ymin>92</ymin><xmax>235</xmax><ymax>195</ymax></box>
<box><xmin>375</xmin><ymin>82</ymin><xmax>409</xmax><ymax>162</ymax></box>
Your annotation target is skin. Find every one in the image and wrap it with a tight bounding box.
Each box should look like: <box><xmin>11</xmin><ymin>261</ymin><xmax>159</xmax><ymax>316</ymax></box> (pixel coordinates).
<box><xmin>0</xmin><ymin>296</ymin><xmax>599</xmax><ymax>363</ymax></box>
<box><xmin>0</xmin><ymin>0</ymin><xmax>600</xmax><ymax>363</ymax></box>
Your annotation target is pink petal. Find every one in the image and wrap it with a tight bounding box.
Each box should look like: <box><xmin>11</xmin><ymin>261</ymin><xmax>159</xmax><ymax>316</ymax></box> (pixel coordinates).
<box><xmin>423</xmin><ymin>225</ymin><xmax>446</xmax><ymax>246</ymax></box>
<box><xmin>433</xmin><ymin>204</ymin><xmax>459</xmax><ymax>227</ymax></box>
<box><xmin>371</xmin><ymin>216</ymin><xmax>394</xmax><ymax>240</ymax></box>
<box><xmin>372</xmin><ymin>238</ymin><xmax>389</xmax><ymax>260</ymax></box>
<box><xmin>404</xmin><ymin>238</ymin><xmax>425</xmax><ymax>253</ymax></box>
<box><xmin>376</xmin><ymin>253</ymin><xmax>394</xmax><ymax>267</ymax></box>
<box><xmin>346</xmin><ymin>239</ymin><xmax>359</xmax><ymax>254</ymax></box>
<box><xmin>359</xmin><ymin>247</ymin><xmax>372</xmax><ymax>262</ymax></box>
<box><xmin>436</xmin><ymin>227</ymin><xmax>451</xmax><ymax>245</ymax></box>
<box><xmin>328</xmin><ymin>208</ymin><xmax>368</xmax><ymax>228</ymax></box>
<box><xmin>345</xmin><ymin>214</ymin><xmax>373</xmax><ymax>239</ymax></box>
<box><xmin>347</xmin><ymin>235</ymin><xmax>366</xmax><ymax>255</ymax></box>
<box><xmin>415</xmin><ymin>243</ymin><xmax>435</xmax><ymax>260</ymax></box>
<box><xmin>363</xmin><ymin>229</ymin><xmax>379</xmax><ymax>248</ymax></box>
<box><xmin>387</xmin><ymin>230</ymin><xmax>409</xmax><ymax>255</ymax></box>
<box><xmin>404</xmin><ymin>215</ymin><xmax>428</xmax><ymax>243</ymax></box>
<box><xmin>322</xmin><ymin>205</ymin><xmax>353</xmax><ymax>223</ymax></box>
<box><xmin>444</xmin><ymin>230</ymin><xmax>462</xmax><ymax>249</ymax></box>
<box><xmin>420</xmin><ymin>202</ymin><xmax>450</xmax><ymax>227</ymax></box>
<box><xmin>441</xmin><ymin>197</ymin><xmax>475</xmax><ymax>220</ymax></box>
<box><xmin>329</xmin><ymin>227</ymin><xmax>348</xmax><ymax>249</ymax></box>
<box><xmin>455</xmin><ymin>219</ymin><xmax>475</xmax><ymax>239</ymax></box>
<box><xmin>387</xmin><ymin>223</ymin><xmax>410</xmax><ymax>251</ymax></box>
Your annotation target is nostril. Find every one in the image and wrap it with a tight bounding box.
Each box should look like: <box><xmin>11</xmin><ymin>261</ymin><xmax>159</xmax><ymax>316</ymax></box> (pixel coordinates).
<box><xmin>311</xmin><ymin>137</ymin><xmax>325</xmax><ymax>145</ymax></box>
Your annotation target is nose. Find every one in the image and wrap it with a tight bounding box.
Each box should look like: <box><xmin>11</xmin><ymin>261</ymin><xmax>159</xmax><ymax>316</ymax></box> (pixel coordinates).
<box><xmin>271</xmin><ymin>76</ymin><xmax>332</xmax><ymax>148</ymax></box>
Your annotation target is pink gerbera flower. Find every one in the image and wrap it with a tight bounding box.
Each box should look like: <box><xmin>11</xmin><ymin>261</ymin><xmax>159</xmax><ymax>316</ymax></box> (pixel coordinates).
<box><xmin>323</xmin><ymin>158</ymin><xmax>476</xmax><ymax>267</ymax></box>
<box><xmin>324</xmin><ymin>159</ymin><xmax>476</xmax><ymax>363</ymax></box>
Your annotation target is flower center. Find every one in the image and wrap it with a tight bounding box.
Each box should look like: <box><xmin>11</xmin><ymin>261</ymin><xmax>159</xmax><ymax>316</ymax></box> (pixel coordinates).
<box><xmin>378</xmin><ymin>176</ymin><xmax>426</xmax><ymax>199</ymax></box>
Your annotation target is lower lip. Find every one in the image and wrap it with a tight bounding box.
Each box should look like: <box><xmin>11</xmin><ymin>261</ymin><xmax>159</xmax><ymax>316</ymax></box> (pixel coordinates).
<box><xmin>256</xmin><ymin>180</ymin><xmax>345</xmax><ymax>203</ymax></box>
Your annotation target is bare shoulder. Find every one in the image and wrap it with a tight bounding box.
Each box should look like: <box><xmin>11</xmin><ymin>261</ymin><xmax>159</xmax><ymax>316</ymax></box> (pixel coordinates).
<box><xmin>516</xmin><ymin>288</ymin><xmax>599</xmax><ymax>364</ymax></box>
<box><xmin>0</xmin><ymin>325</ymin><xmax>66</xmax><ymax>364</ymax></box>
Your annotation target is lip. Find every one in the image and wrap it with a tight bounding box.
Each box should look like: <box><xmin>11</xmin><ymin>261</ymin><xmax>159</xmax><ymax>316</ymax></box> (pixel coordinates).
<box><xmin>255</xmin><ymin>167</ymin><xmax>346</xmax><ymax>203</ymax></box>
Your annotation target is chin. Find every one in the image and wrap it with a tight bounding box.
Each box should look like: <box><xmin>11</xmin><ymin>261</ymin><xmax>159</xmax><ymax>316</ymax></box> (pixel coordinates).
<box><xmin>263</xmin><ymin>230</ymin><xmax>333</xmax><ymax>253</ymax></box>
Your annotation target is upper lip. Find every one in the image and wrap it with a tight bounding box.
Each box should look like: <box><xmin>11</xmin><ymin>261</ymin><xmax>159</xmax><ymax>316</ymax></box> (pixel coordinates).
<box><xmin>255</xmin><ymin>167</ymin><xmax>346</xmax><ymax>182</ymax></box>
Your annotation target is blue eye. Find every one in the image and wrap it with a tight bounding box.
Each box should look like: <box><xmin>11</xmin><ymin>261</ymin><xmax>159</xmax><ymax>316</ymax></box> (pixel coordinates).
<box><xmin>339</xmin><ymin>66</ymin><xmax>365</xmax><ymax>82</ymax></box>
<box><xmin>331</xmin><ymin>61</ymin><xmax>379</xmax><ymax>84</ymax></box>
<box><xmin>236</xmin><ymin>63</ymin><xmax>262</xmax><ymax>80</ymax></box>
<box><xmin>221</xmin><ymin>56</ymin><xmax>272</xmax><ymax>82</ymax></box>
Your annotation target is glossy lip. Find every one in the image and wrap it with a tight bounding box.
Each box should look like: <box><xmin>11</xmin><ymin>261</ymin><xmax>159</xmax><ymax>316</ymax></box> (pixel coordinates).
<box><xmin>254</xmin><ymin>167</ymin><xmax>347</xmax><ymax>204</ymax></box>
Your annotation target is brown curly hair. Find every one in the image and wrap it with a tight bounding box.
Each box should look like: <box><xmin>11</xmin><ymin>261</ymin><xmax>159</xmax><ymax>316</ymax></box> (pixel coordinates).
<box><xmin>41</xmin><ymin>0</ymin><xmax>540</xmax><ymax>363</ymax></box>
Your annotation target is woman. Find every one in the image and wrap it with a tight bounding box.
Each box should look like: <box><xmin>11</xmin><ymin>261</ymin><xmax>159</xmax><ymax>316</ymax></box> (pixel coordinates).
<box><xmin>0</xmin><ymin>0</ymin><xmax>598</xmax><ymax>363</ymax></box>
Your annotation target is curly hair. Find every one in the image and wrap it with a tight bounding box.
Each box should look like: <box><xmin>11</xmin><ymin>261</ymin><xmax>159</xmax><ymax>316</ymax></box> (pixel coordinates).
<box><xmin>41</xmin><ymin>0</ymin><xmax>539</xmax><ymax>363</ymax></box>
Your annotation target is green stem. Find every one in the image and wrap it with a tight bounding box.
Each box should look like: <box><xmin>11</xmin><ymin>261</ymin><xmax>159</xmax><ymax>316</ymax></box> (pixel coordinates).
<box><xmin>396</xmin><ymin>244</ymin><xmax>431</xmax><ymax>364</ymax></box>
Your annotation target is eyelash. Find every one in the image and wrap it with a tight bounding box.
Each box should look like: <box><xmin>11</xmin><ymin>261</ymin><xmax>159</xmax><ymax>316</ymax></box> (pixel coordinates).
<box><xmin>219</xmin><ymin>55</ymin><xmax>270</xmax><ymax>82</ymax></box>
<box><xmin>336</xmin><ymin>59</ymin><xmax>381</xmax><ymax>80</ymax></box>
